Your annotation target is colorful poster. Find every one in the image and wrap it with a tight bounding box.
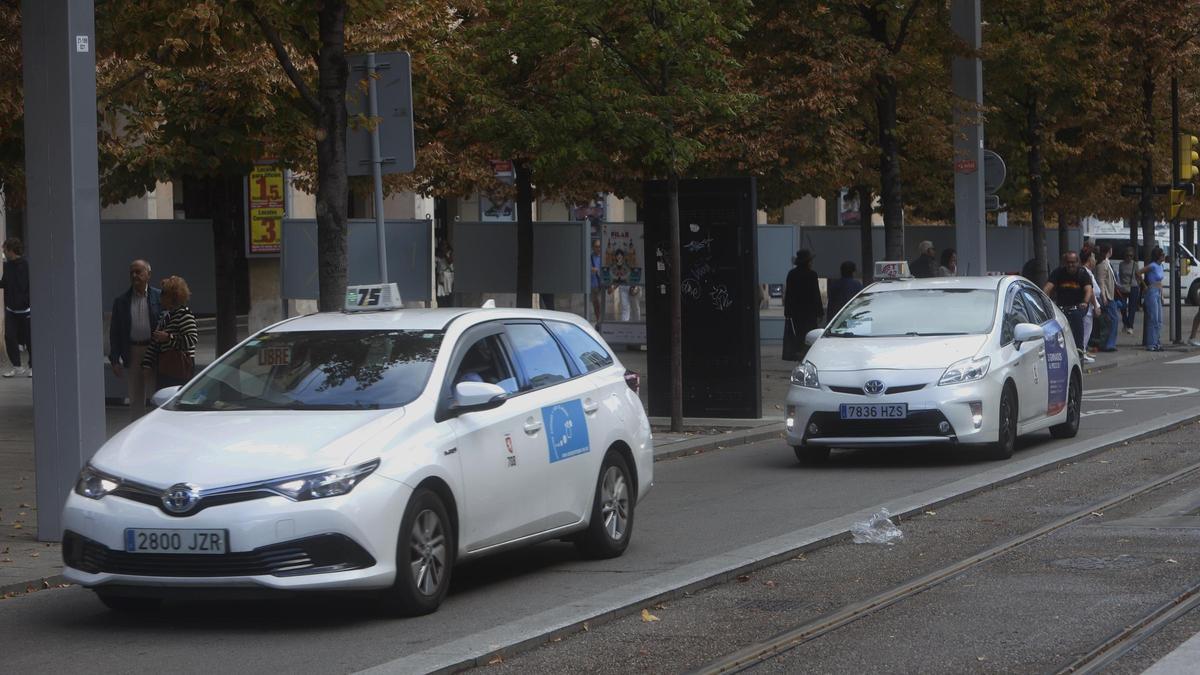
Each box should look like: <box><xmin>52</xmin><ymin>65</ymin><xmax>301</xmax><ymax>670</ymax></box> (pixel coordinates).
<box><xmin>247</xmin><ymin>164</ymin><xmax>285</xmax><ymax>256</ymax></box>
<box><xmin>601</xmin><ymin>225</ymin><xmax>644</xmax><ymax>287</ymax></box>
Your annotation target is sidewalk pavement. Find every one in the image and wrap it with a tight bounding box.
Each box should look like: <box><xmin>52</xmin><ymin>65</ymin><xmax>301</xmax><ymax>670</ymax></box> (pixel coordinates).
<box><xmin>2</xmin><ymin>307</ymin><xmax>1195</xmax><ymax>597</ymax></box>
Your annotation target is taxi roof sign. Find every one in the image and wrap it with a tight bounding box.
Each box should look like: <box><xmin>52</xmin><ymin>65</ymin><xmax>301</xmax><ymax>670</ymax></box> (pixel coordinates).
<box><xmin>874</xmin><ymin>261</ymin><xmax>912</xmax><ymax>280</ymax></box>
<box><xmin>344</xmin><ymin>283</ymin><xmax>403</xmax><ymax>312</ymax></box>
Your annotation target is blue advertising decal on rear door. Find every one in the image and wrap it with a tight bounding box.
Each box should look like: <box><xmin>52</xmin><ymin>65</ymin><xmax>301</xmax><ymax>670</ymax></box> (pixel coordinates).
<box><xmin>543</xmin><ymin>399</ymin><xmax>591</xmax><ymax>463</ymax></box>
<box><xmin>1043</xmin><ymin>320</ymin><xmax>1069</xmax><ymax>416</ymax></box>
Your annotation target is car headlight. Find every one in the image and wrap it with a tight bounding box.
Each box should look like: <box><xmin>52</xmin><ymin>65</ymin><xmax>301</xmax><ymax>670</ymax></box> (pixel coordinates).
<box><xmin>939</xmin><ymin>355</ymin><xmax>991</xmax><ymax>386</ymax></box>
<box><xmin>75</xmin><ymin>465</ymin><xmax>119</xmax><ymax>500</ymax></box>
<box><xmin>268</xmin><ymin>459</ymin><xmax>380</xmax><ymax>501</ymax></box>
<box><xmin>791</xmin><ymin>361</ymin><xmax>820</xmax><ymax>388</ymax></box>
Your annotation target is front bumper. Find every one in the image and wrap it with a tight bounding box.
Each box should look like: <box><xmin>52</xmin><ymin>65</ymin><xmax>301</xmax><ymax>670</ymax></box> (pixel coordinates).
<box><xmin>785</xmin><ymin>374</ymin><xmax>999</xmax><ymax>447</ymax></box>
<box><xmin>61</xmin><ymin>473</ymin><xmax>411</xmax><ymax>591</ymax></box>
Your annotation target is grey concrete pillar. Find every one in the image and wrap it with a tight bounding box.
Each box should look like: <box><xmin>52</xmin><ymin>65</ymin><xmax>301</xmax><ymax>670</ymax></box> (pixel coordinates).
<box><xmin>22</xmin><ymin>0</ymin><xmax>106</xmax><ymax>541</ymax></box>
<box><xmin>952</xmin><ymin>0</ymin><xmax>987</xmax><ymax>275</ymax></box>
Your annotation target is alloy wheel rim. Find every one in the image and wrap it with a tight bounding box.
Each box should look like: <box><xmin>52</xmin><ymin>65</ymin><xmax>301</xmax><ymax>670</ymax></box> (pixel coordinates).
<box><xmin>409</xmin><ymin>509</ymin><xmax>446</xmax><ymax>596</ymax></box>
<box><xmin>1069</xmin><ymin>378</ymin><xmax>1080</xmax><ymax>427</ymax></box>
<box><xmin>1001</xmin><ymin>395</ymin><xmax>1014</xmax><ymax>449</ymax></box>
<box><xmin>600</xmin><ymin>466</ymin><xmax>629</xmax><ymax>541</ymax></box>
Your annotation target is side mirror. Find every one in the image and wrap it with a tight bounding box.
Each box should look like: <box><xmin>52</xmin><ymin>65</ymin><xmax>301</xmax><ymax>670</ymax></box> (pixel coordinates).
<box><xmin>804</xmin><ymin>329</ymin><xmax>824</xmax><ymax>346</ymax></box>
<box><xmin>452</xmin><ymin>381</ymin><xmax>507</xmax><ymax>415</ymax></box>
<box><xmin>150</xmin><ymin>386</ymin><xmax>182</xmax><ymax>408</ymax></box>
<box><xmin>1013</xmin><ymin>323</ymin><xmax>1045</xmax><ymax>348</ymax></box>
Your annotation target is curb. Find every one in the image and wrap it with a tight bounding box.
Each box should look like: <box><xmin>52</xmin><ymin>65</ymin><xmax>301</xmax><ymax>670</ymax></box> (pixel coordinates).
<box><xmin>0</xmin><ymin>574</ymin><xmax>66</xmax><ymax>599</ymax></box>
<box><xmin>652</xmin><ymin>424</ymin><xmax>786</xmax><ymax>462</ymax></box>
<box><xmin>368</xmin><ymin>407</ymin><xmax>1200</xmax><ymax>675</ymax></box>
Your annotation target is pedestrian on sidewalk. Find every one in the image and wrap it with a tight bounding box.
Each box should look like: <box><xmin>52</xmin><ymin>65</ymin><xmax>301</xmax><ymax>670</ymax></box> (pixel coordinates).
<box><xmin>1097</xmin><ymin>243</ymin><xmax>1121</xmax><ymax>352</ymax></box>
<box><xmin>435</xmin><ymin>241</ymin><xmax>454</xmax><ymax>308</ymax></box>
<box><xmin>826</xmin><ymin>260</ymin><xmax>863</xmax><ymax>319</ymax></box>
<box><xmin>1118</xmin><ymin>246</ymin><xmax>1140</xmax><ymax>335</ymax></box>
<box><xmin>0</xmin><ymin>238</ymin><xmax>31</xmax><ymax>378</ymax></box>
<box><xmin>109</xmin><ymin>259</ymin><xmax>162</xmax><ymax>421</ymax></box>
<box><xmin>909</xmin><ymin>241</ymin><xmax>938</xmax><ymax>278</ymax></box>
<box><xmin>783</xmin><ymin>249</ymin><xmax>822</xmax><ymax>361</ymax></box>
<box><xmin>1044</xmin><ymin>250</ymin><xmax>1093</xmax><ymax>353</ymax></box>
<box><xmin>937</xmin><ymin>248</ymin><xmax>958</xmax><ymax>277</ymax></box>
<box><xmin>141</xmin><ymin>275</ymin><xmax>198</xmax><ymax>391</ymax></box>
<box><xmin>1137</xmin><ymin>246</ymin><xmax>1166</xmax><ymax>351</ymax></box>
<box><xmin>589</xmin><ymin>238</ymin><xmax>604</xmax><ymax>329</ymax></box>
<box><xmin>1081</xmin><ymin>249</ymin><xmax>1102</xmax><ymax>361</ymax></box>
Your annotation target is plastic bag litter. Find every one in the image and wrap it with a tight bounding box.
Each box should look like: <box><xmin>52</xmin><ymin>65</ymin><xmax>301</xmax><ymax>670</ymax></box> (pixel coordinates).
<box><xmin>851</xmin><ymin>508</ymin><xmax>904</xmax><ymax>545</ymax></box>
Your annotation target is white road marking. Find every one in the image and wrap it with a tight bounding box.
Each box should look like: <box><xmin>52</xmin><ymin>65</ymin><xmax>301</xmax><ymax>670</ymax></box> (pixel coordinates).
<box><xmin>1083</xmin><ymin>387</ymin><xmax>1200</xmax><ymax>402</ymax></box>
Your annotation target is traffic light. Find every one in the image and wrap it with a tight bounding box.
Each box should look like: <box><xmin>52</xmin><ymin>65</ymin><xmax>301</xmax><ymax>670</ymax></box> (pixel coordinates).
<box><xmin>1180</xmin><ymin>133</ymin><xmax>1199</xmax><ymax>181</ymax></box>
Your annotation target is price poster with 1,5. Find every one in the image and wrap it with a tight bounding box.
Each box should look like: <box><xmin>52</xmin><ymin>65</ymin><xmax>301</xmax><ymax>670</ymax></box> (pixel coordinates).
<box><xmin>247</xmin><ymin>164</ymin><xmax>285</xmax><ymax>256</ymax></box>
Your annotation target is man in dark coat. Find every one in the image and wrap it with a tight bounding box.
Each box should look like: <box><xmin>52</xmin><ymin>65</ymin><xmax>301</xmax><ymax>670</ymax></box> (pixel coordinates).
<box><xmin>0</xmin><ymin>238</ymin><xmax>31</xmax><ymax>377</ymax></box>
<box><xmin>783</xmin><ymin>249</ymin><xmax>823</xmax><ymax>361</ymax></box>
<box><xmin>110</xmin><ymin>259</ymin><xmax>162</xmax><ymax>420</ymax></box>
<box><xmin>909</xmin><ymin>240</ymin><xmax>939</xmax><ymax>278</ymax></box>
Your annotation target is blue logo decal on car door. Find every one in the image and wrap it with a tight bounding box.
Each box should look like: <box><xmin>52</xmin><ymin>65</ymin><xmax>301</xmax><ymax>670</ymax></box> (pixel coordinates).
<box><xmin>1043</xmin><ymin>320</ymin><xmax>1069</xmax><ymax>415</ymax></box>
<box><xmin>543</xmin><ymin>399</ymin><xmax>591</xmax><ymax>463</ymax></box>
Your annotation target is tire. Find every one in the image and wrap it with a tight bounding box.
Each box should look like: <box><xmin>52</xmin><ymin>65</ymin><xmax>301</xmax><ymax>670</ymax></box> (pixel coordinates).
<box><xmin>1050</xmin><ymin>371</ymin><xmax>1082</xmax><ymax>439</ymax></box>
<box><xmin>1189</xmin><ymin>281</ymin><xmax>1200</xmax><ymax>307</ymax></box>
<box><xmin>575</xmin><ymin>452</ymin><xmax>635</xmax><ymax>559</ymax></box>
<box><xmin>793</xmin><ymin>445</ymin><xmax>830</xmax><ymax>465</ymax></box>
<box><xmin>95</xmin><ymin>590</ymin><xmax>162</xmax><ymax>612</ymax></box>
<box><xmin>983</xmin><ymin>384</ymin><xmax>1017</xmax><ymax>460</ymax></box>
<box><xmin>379</xmin><ymin>488</ymin><xmax>453</xmax><ymax>617</ymax></box>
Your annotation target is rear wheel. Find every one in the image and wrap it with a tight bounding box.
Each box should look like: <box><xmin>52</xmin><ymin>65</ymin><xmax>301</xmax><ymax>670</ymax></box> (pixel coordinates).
<box><xmin>95</xmin><ymin>590</ymin><xmax>162</xmax><ymax>612</ymax></box>
<box><xmin>983</xmin><ymin>385</ymin><xmax>1017</xmax><ymax>460</ymax></box>
<box><xmin>793</xmin><ymin>445</ymin><xmax>830</xmax><ymax>465</ymax></box>
<box><xmin>379</xmin><ymin>488</ymin><xmax>453</xmax><ymax>616</ymax></box>
<box><xmin>1189</xmin><ymin>280</ymin><xmax>1200</xmax><ymax>306</ymax></box>
<box><xmin>576</xmin><ymin>452</ymin><xmax>635</xmax><ymax>559</ymax></box>
<box><xmin>1050</xmin><ymin>372</ymin><xmax>1082</xmax><ymax>439</ymax></box>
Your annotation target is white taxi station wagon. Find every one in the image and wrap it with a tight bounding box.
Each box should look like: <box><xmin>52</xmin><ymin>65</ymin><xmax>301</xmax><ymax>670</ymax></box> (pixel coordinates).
<box><xmin>62</xmin><ymin>284</ymin><xmax>653</xmax><ymax>615</ymax></box>
<box><xmin>786</xmin><ymin>265</ymin><xmax>1083</xmax><ymax>464</ymax></box>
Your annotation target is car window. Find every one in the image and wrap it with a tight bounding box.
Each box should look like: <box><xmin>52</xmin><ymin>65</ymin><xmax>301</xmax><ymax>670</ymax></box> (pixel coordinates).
<box><xmin>507</xmin><ymin>323</ymin><xmax>572</xmax><ymax>390</ymax></box>
<box><xmin>547</xmin><ymin>321</ymin><xmax>613</xmax><ymax>373</ymax></box>
<box><xmin>171</xmin><ymin>330</ymin><xmax>443</xmax><ymax>411</ymax></box>
<box><xmin>452</xmin><ymin>334</ymin><xmax>518</xmax><ymax>394</ymax></box>
<box><xmin>1002</xmin><ymin>288</ymin><xmax>1029</xmax><ymax>345</ymax></box>
<box><xmin>826</xmin><ymin>288</ymin><xmax>998</xmax><ymax>337</ymax></box>
<box><xmin>1020</xmin><ymin>288</ymin><xmax>1050</xmax><ymax>324</ymax></box>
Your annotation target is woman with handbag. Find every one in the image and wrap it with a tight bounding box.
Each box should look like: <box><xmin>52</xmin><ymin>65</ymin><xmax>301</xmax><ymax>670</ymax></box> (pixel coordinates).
<box><xmin>141</xmin><ymin>275</ymin><xmax>199</xmax><ymax>392</ymax></box>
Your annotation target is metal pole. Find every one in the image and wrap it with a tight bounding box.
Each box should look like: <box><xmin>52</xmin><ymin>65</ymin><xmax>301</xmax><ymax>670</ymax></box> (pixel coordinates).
<box><xmin>22</xmin><ymin>0</ymin><xmax>107</xmax><ymax>541</ymax></box>
<box><xmin>951</xmin><ymin>0</ymin><xmax>986</xmax><ymax>276</ymax></box>
<box><xmin>367</xmin><ymin>52</ymin><xmax>388</xmax><ymax>283</ymax></box>
<box><xmin>1172</xmin><ymin>75</ymin><xmax>1182</xmax><ymax>343</ymax></box>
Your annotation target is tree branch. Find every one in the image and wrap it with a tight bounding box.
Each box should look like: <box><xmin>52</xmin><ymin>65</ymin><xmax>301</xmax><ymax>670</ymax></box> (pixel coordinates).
<box><xmin>580</xmin><ymin>24</ymin><xmax>660</xmax><ymax>95</ymax></box>
<box><xmin>892</xmin><ymin>0</ymin><xmax>924</xmax><ymax>53</ymax></box>
<box><xmin>97</xmin><ymin>66</ymin><xmax>149</xmax><ymax>103</ymax></box>
<box><xmin>241</xmin><ymin>1</ymin><xmax>320</xmax><ymax>117</ymax></box>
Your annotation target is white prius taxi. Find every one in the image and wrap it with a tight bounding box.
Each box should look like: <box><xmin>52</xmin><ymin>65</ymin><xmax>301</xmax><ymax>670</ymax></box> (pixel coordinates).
<box><xmin>786</xmin><ymin>263</ymin><xmax>1083</xmax><ymax>464</ymax></box>
<box><xmin>62</xmin><ymin>284</ymin><xmax>653</xmax><ymax>615</ymax></box>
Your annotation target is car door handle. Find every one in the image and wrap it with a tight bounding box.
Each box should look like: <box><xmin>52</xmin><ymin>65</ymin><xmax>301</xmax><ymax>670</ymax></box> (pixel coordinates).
<box><xmin>583</xmin><ymin>400</ymin><xmax>600</xmax><ymax>415</ymax></box>
<box><xmin>523</xmin><ymin>419</ymin><xmax>543</xmax><ymax>435</ymax></box>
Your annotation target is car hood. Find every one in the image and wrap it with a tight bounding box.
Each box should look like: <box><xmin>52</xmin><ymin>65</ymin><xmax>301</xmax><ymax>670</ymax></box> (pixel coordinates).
<box><xmin>91</xmin><ymin>407</ymin><xmax>403</xmax><ymax>488</ymax></box>
<box><xmin>809</xmin><ymin>334</ymin><xmax>990</xmax><ymax>372</ymax></box>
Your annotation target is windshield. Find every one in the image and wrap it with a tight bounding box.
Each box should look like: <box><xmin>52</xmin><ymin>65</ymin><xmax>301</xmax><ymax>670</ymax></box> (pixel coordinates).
<box><xmin>170</xmin><ymin>329</ymin><xmax>444</xmax><ymax>411</ymax></box>
<box><xmin>826</xmin><ymin>288</ymin><xmax>997</xmax><ymax>337</ymax></box>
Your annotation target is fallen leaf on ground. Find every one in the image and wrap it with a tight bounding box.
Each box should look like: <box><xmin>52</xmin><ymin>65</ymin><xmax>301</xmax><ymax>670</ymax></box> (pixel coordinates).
<box><xmin>641</xmin><ymin>609</ymin><xmax>660</xmax><ymax>622</ymax></box>
<box><xmin>736</xmin><ymin>574</ymin><xmax>751</xmax><ymax>582</ymax></box>
<box><xmin>653</xmin><ymin>603</ymin><xmax>665</xmax><ymax>610</ymax></box>
<box><xmin>1090</xmin><ymin>512</ymin><xmax>1104</xmax><ymax>517</ymax></box>
<box><xmin>30</xmin><ymin>552</ymin><xmax>39</xmax><ymax>558</ymax></box>
<box><xmin>9</xmin><ymin>524</ymin><xmax>19</xmax><ymax>530</ymax></box>
<box><xmin>924</xmin><ymin>510</ymin><xmax>936</xmax><ymax>516</ymax></box>
<box><xmin>1166</xmin><ymin>559</ymin><xmax>1179</xmax><ymax>564</ymax></box>
<box><xmin>487</xmin><ymin>655</ymin><xmax>504</xmax><ymax>665</ymax></box>
<box><xmin>763</xmin><ymin>580</ymin><xmax>777</xmax><ymax>588</ymax></box>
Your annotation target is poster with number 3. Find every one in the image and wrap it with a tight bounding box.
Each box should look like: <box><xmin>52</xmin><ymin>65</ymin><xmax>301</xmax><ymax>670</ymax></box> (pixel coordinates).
<box><xmin>247</xmin><ymin>163</ymin><xmax>285</xmax><ymax>256</ymax></box>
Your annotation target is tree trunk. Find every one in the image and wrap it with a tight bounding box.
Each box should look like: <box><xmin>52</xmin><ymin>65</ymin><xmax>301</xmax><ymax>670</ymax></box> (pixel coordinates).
<box><xmin>667</xmin><ymin>170</ymin><xmax>683</xmax><ymax>432</ymax></box>
<box><xmin>181</xmin><ymin>175</ymin><xmax>242</xmax><ymax>355</ymax></box>
<box><xmin>875</xmin><ymin>75</ymin><xmax>904</xmax><ymax>260</ymax></box>
<box><xmin>1058</xmin><ymin>210</ymin><xmax>1070</xmax><ymax>260</ymax></box>
<box><xmin>1026</xmin><ymin>93</ymin><xmax>1048</xmax><ymax>286</ymax></box>
<box><xmin>514</xmin><ymin>159</ymin><xmax>534</xmax><ymax>308</ymax></box>
<box><xmin>1140</xmin><ymin>67</ymin><xmax>1156</xmax><ymax>258</ymax></box>
<box><xmin>857</xmin><ymin>185</ymin><xmax>873</xmax><ymax>283</ymax></box>
<box><xmin>314</xmin><ymin>1</ymin><xmax>349</xmax><ymax>312</ymax></box>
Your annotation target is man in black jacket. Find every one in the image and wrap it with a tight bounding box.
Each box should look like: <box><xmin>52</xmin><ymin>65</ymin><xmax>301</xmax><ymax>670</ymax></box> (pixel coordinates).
<box><xmin>0</xmin><ymin>238</ymin><xmax>31</xmax><ymax>378</ymax></box>
<box><xmin>109</xmin><ymin>259</ymin><xmax>162</xmax><ymax>420</ymax></box>
<box><xmin>909</xmin><ymin>241</ymin><xmax>939</xmax><ymax>278</ymax></box>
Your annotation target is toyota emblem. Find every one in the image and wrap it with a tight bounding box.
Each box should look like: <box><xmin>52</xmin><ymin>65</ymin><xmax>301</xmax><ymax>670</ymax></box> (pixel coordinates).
<box><xmin>863</xmin><ymin>380</ymin><xmax>886</xmax><ymax>396</ymax></box>
<box><xmin>162</xmin><ymin>483</ymin><xmax>201</xmax><ymax>514</ymax></box>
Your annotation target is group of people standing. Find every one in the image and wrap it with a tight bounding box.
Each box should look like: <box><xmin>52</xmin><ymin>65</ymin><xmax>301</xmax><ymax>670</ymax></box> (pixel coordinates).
<box><xmin>109</xmin><ymin>259</ymin><xmax>199</xmax><ymax>421</ymax></box>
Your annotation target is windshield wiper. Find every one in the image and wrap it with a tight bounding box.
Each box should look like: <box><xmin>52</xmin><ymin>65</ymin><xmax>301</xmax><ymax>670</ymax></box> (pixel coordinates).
<box><xmin>904</xmin><ymin>331</ymin><xmax>971</xmax><ymax>336</ymax></box>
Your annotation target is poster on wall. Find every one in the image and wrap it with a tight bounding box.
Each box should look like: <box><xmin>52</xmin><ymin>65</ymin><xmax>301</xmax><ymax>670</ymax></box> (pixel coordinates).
<box><xmin>480</xmin><ymin>194</ymin><xmax>515</xmax><ymax>222</ymax></box>
<box><xmin>246</xmin><ymin>163</ymin><xmax>285</xmax><ymax>256</ymax></box>
<box><xmin>599</xmin><ymin>223</ymin><xmax>647</xmax><ymax>345</ymax></box>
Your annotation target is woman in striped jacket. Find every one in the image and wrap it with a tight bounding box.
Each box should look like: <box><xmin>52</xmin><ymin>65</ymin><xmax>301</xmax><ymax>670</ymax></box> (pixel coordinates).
<box><xmin>141</xmin><ymin>275</ymin><xmax>199</xmax><ymax>389</ymax></box>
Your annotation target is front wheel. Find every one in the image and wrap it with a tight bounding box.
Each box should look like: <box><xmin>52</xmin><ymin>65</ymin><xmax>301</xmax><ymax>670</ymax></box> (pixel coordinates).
<box><xmin>983</xmin><ymin>385</ymin><xmax>1017</xmax><ymax>460</ymax></box>
<box><xmin>575</xmin><ymin>452</ymin><xmax>635</xmax><ymax>559</ymax></box>
<box><xmin>1050</xmin><ymin>372</ymin><xmax>1082</xmax><ymax>439</ymax></box>
<box><xmin>379</xmin><ymin>488</ymin><xmax>453</xmax><ymax>617</ymax></box>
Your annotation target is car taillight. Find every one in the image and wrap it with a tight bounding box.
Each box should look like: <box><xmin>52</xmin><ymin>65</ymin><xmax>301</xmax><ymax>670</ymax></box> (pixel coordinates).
<box><xmin>624</xmin><ymin>369</ymin><xmax>640</xmax><ymax>394</ymax></box>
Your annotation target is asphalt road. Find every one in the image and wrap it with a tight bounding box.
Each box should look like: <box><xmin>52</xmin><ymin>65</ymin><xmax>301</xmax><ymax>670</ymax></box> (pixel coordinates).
<box><xmin>3</xmin><ymin>352</ymin><xmax>1200</xmax><ymax>674</ymax></box>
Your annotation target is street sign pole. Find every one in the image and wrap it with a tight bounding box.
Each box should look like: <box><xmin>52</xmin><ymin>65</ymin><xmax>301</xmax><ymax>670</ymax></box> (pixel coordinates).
<box><xmin>367</xmin><ymin>52</ymin><xmax>388</xmax><ymax>283</ymax></box>
<box><xmin>951</xmin><ymin>0</ymin><xmax>986</xmax><ymax>276</ymax></box>
<box><xmin>1172</xmin><ymin>75</ymin><xmax>1182</xmax><ymax>344</ymax></box>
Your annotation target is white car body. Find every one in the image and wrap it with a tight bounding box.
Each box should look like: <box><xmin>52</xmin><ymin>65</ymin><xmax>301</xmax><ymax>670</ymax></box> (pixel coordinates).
<box><xmin>62</xmin><ymin>306</ymin><xmax>653</xmax><ymax>610</ymax></box>
<box><xmin>785</xmin><ymin>276</ymin><xmax>1083</xmax><ymax>455</ymax></box>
